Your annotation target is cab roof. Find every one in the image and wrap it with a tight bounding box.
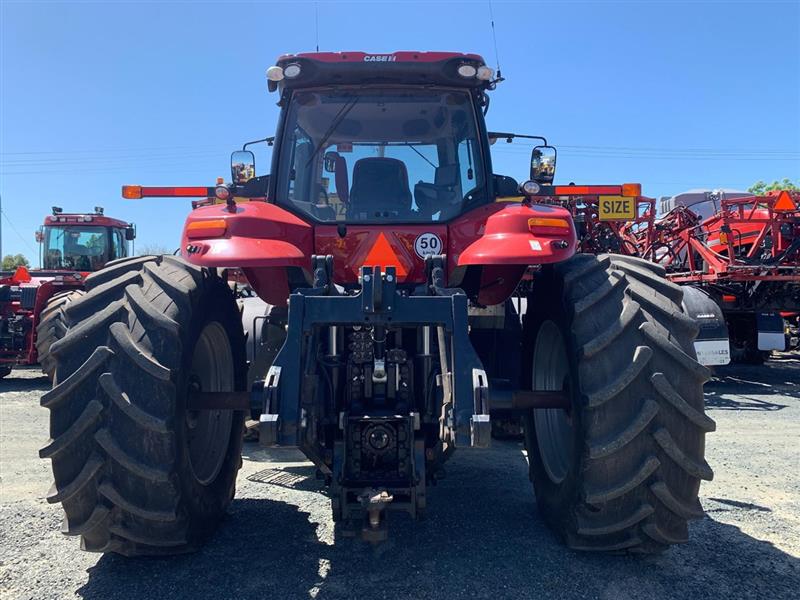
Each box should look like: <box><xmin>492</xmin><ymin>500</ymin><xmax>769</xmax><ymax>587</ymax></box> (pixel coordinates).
<box><xmin>273</xmin><ymin>51</ymin><xmax>492</xmax><ymax>90</ymax></box>
<box><xmin>44</xmin><ymin>213</ymin><xmax>131</xmax><ymax>229</ymax></box>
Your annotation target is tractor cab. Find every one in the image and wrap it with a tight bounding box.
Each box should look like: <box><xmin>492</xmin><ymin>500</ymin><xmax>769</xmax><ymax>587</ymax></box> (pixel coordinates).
<box><xmin>266</xmin><ymin>53</ymin><xmax>495</xmax><ymax>224</ymax></box>
<box><xmin>238</xmin><ymin>52</ymin><xmax>555</xmax><ymax>225</ymax></box>
<box><xmin>38</xmin><ymin>207</ymin><xmax>135</xmax><ymax>272</ymax></box>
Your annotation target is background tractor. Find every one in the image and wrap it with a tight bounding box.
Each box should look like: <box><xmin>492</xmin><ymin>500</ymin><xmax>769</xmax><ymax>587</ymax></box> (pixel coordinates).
<box><xmin>0</xmin><ymin>207</ymin><xmax>135</xmax><ymax>378</ymax></box>
<box><xmin>41</xmin><ymin>52</ymin><xmax>714</xmax><ymax>556</ymax></box>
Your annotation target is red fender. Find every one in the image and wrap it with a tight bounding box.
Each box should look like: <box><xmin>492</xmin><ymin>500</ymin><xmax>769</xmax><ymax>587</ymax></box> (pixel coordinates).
<box><xmin>456</xmin><ymin>203</ymin><xmax>577</xmax><ymax>267</ymax></box>
<box><xmin>180</xmin><ymin>201</ymin><xmax>313</xmax><ymax>269</ymax></box>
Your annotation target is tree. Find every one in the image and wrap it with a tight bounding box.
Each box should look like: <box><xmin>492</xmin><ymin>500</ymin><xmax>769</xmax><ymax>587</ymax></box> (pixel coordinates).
<box><xmin>748</xmin><ymin>179</ymin><xmax>800</xmax><ymax>195</ymax></box>
<box><xmin>2</xmin><ymin>254</ymin><xmax>30</xmax><ymax>270</ymax></box>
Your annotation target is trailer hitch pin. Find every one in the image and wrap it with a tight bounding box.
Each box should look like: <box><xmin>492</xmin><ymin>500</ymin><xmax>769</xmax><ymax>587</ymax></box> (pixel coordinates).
<box><xmin>358</xmin><ymin>488</ymin><xmax>394</xmax><ymax>542</ymax></box>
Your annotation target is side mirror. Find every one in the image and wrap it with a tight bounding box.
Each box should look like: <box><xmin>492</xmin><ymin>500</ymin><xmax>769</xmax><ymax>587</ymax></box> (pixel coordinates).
<box><xmin>324</xmin><ymin>151</ymin><xmax>338</xmax><ymax>173</ymax></box>
<box><xmin>231</xmin><ymin>150</ymin><xmax>256</xmax><ymax>184</ymax></box>
<box><xmin>35</xmin><ymin>229</ymin><xmax>44</xmax><ymax>243</ymax></box>
<box><xmin>125</xmin><ymin>225</ymin><xmax>136</xmax><ymax>241</ymax></box>
<box><xmin>530</xmin><ymin>145</ymin><xmax>557</xmax><ymax>184</ymax></box>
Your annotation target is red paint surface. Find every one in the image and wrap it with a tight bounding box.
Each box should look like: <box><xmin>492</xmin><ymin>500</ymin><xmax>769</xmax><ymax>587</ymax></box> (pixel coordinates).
<box><xmin>315</xmin><ymin>225</ymin><xmax>447</xmax><ymax>284</ymax></box>
<box><xmin>44</xmin><ymin>213</ymin><xmax>131</xmax><ymax>229</ymax></box>
<box><xmin>181</xmin><ymin>197</ymin><xmax>580</xmax><ymax>304</ymax></box>
<box><xmin>452</xmin><ymin>203</ymin><xmax>577</xmax><ymax>267</ymax></box>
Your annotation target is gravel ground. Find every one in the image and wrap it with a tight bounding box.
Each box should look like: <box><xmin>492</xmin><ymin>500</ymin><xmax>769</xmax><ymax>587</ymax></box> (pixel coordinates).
<box><xmin>1</xmin><ymin>357</ymin><xmax>798</xmax><ymax>599</ymax></box>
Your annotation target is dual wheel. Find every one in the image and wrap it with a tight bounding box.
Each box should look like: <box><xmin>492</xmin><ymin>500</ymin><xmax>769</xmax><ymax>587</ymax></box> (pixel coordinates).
<box><xmin>523</xmin><ymin>254</ymin><xmax>715</xmax><ymax>552</ymax></box>
<box><xmin>40</xmin><ymin>256</ymin><xmax>245</xmax><ymax>555</ymax></box>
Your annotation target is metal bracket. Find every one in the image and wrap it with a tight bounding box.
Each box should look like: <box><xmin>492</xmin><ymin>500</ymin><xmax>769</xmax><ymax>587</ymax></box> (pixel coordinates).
<box><xmin>259</xmin><ymin>366</ymin><xmax>282</xmax><ymax>446</ymax></box>
<box><xmin>470</xmin><ymin>368</ymin><xmax>491</xmax><ymax>448</ymax></box>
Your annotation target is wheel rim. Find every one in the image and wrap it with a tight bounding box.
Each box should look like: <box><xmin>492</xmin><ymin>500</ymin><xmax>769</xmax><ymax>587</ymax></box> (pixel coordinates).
<box><xmin>187</xmin><ymin>321</ymin><xmax>234</xmax><ymax>486</ymax></box>
<box><xmin>532</xmin><ymin>320</ymin><xmax>573</xmax><ymax>484</ymax></box>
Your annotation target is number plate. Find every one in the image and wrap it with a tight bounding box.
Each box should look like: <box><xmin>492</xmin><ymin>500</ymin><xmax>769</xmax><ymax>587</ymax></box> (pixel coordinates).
<box><xmin>598</xmin><ymin>195</ymin><xmax>636</xmax><ymax>221</ymax></box>
<box><xmin>693</xmin><ymin>339</ymin><xmax>731</xmax><ymax>366</ymax></box>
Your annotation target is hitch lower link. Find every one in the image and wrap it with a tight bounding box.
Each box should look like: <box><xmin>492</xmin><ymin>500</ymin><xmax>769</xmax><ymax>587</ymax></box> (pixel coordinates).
<box><xmin>257</xmin><ymin>255</ymin><xmax>491</xmax><ymax>449</ymax></box>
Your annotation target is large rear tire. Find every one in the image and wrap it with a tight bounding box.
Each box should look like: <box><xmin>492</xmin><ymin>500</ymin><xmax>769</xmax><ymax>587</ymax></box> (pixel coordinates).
<box><xmin>36</xmin><ymin>289</ymin><xmax>86</xmax><ymax>380</ymax></box>
<box><xmin>523</xmin><ymin>254</ymin><xmax>715</xmax><ymax>553</ymax></box>
<box><xmin>40</xmin><ymin>255</ymin><xmax>246</xmax><ymax>556</ymax></box>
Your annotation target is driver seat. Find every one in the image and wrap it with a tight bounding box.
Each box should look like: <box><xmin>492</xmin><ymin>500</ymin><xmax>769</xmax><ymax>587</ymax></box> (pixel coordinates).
<box><xmin>347</xmin><ymin>158</ymin><xmax>412</xmax><ymax>220</ymax></box>
<box><xmin>46</xmin><ymin>249</ymin><xmax>62</xmax><ymax>268</ymax></box>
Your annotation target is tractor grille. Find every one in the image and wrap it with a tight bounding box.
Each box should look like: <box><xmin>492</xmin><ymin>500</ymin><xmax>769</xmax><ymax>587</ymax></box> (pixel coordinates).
<box><xmin>20</xmin><ymin>286</ymin><xmax>37</xmax><ymax>310</ymax></box>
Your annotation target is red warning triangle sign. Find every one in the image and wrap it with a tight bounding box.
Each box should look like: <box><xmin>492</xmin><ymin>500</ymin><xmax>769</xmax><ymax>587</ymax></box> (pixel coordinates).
<box><xmin>362</xmin><ymin>232</ymin><xmax>408</xmax><ymax>277</ymax></box>
<box><xmin>773</xmin><ymin>190</ymin><xmax>797</xmax><ymax>212</ymax></box>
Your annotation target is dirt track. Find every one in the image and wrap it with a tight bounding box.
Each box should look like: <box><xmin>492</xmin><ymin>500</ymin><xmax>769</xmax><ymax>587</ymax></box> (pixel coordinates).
<box><xmin>1</xmin><ymin>357</ymin><xmax>798</xmax><ymax>599</ymax></box>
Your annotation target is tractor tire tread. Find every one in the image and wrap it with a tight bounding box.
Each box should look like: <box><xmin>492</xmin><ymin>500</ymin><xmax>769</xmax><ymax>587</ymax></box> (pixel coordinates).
<box><xmin>525</xmin><ymin>253</ymin><xmax>714</xmax><ymax>555</ymax></box>
<box><xmin>42</xmin><ymin>255</ymin><xmax>245</xmax><ymax>556</ymax></box>
<box><xmin>36</xmin><ymin>289</ymin><xmax>86</xmax><ymax>379</ymax></box>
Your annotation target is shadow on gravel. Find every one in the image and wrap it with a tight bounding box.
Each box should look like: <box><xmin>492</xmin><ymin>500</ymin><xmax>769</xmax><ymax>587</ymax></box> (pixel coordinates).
<box><xmin>246</xmin><ymin>465</ymin><xmax>324</xmax><ymax>493</ymax></box>
<box><xmin>0</xmin><ymin>373</ymin><xmax>50</xmax><ymax>393</ymax></box>
<box><xmin>706</xmin><ymin>497</ymin><xmax>772</xmax><ymax>513</ymax></box>
<box><xmin>705</xmin><ymin>357</ymin><xmax>800</xmax><ymax>411</ymax></box>
<box><xmin>75</xmin><ymin>441</ymin><xmax>800</xmax><ymax>600</ymax></box>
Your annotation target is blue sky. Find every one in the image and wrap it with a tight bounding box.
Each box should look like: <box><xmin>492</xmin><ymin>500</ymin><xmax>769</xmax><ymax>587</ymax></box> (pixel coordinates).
<box><xmin>1</xmin><ymin>0</ymin><xmax>798</xmax><ymax>264</ymax></box>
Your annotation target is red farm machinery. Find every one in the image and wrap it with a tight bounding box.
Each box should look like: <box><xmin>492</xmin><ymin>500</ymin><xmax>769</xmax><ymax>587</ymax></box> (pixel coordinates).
<box><xmin>532</xmin><ymin>187</ymin><xmax>800</xmax><ymax>364</ymax></box>
<box><xmin>647</xmin><ymin>189</ymin><xmax>800</xmax><ymax>363</ymax></box>
<box><xmin>41</xmin><ymin>52</ymin><xmax>715</xmax><ymax>556</ymax></box>
<box><xmin>0</xmin><ymin>207</ymin><xmax>135</xmax><ymax>379</ymax></box>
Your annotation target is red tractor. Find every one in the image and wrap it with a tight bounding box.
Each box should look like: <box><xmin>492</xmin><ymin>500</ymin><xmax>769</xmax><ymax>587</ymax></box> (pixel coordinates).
<box><xmin>41</xmin><ymin>52</ymin><xmax>714</xmax><ymax>556</ymax></box>
<box><xmin>0</xmin><ymin>207</ymin><xmax>135</xmax><ymax>378</ymax></box>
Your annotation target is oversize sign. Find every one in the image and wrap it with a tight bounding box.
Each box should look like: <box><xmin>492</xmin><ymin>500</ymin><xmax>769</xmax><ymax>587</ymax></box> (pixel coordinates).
<box><xmin>598</xmin><ymin>195</ymin><xmax>636</xmax><ymax>221</ymax></box>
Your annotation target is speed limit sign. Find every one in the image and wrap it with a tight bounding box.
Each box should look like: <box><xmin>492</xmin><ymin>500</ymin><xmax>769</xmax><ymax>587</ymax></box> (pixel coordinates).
<box><xmin>414</xmin><ymin>232</ymin><xmax>443</xmax><ymax>258</ymax></box>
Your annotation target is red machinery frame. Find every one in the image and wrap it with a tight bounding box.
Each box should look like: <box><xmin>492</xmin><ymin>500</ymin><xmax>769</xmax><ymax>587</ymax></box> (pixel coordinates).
<box><xmin>532</xmin><ymin>188</ymin><xmax>800</xmax><ymax>295</ymax></box>
<box><xmin>532</xmin><ymin>188</ymin><xmax>799</xmax><ymax>360</ymax></box>
<box><xmin>641</xmin><ymin>190</ymin><xmax>800</xmax><ymax>287</ymax></box>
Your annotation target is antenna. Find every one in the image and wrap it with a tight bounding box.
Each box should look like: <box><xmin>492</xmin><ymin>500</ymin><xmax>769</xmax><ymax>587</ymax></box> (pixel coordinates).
<box><xmin>488</xmin><ymin>0</ymin><xmax>502</xmax><ymax>81</ymax></box>
<box><xmin>315</xmin><ymin>2</ymin><xmax>320</xmax><ymax>52</ymax></box>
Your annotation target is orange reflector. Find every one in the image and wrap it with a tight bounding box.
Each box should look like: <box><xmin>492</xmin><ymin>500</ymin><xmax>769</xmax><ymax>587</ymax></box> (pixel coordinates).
<box><xmin>12</xmin><ymin>265</ymin><xmax>31</xmax><ymax>283</ymax></box>
<box><xmin>186</xmin><ymin>219</ymin><xmax>227</xmax><ymax>239</ymax></box>
<box><xmin>722</xmin><ymin>294</ymin><xmax>737</xmax><ymax>303</ymax></box>
<box><xmin>622</xmin><ymin>183</ymin><xmax>642</xmax><ymax>197</ymax></box>
<box><xmin>362</xmin><ymin>232</ymin><xmax>408</xmax><ymax>277</ymax></box>
<box><xmin>719</xmin><ymin>231</ymin><xmax>729</xmax><ymax>245</ymax></box>
<box><xmin>774</xmin><ymin>190</ymin><xmax>797</xmax><ymax>212</ymax></box>
<box><xmin>528</xmin><ymin>217</ymin><xmax>571</xmax><ymax>230</ymax></box>
<box><xmin>122</xmin><ymin>185</ymin><xmax>143</xmax><ymax>199</ymax></box>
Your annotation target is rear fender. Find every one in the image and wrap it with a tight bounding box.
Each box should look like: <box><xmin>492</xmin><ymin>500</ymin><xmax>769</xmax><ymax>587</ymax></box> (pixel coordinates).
<box><xmin>454</xmin><ymin>203</ymin><xmax>577</xmax><ymax>268</ymax></box>
<box><xmin>180</xmin><ymin>202</ymin><xmax>313</xmax><ymax>269</ymax></box>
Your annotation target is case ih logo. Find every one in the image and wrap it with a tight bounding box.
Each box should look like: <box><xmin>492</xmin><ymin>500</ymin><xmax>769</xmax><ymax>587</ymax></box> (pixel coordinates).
<box><xmin>364</xmin><ymin>55</ymin><xmax>397</xmax><ymax>62</ymax></box>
